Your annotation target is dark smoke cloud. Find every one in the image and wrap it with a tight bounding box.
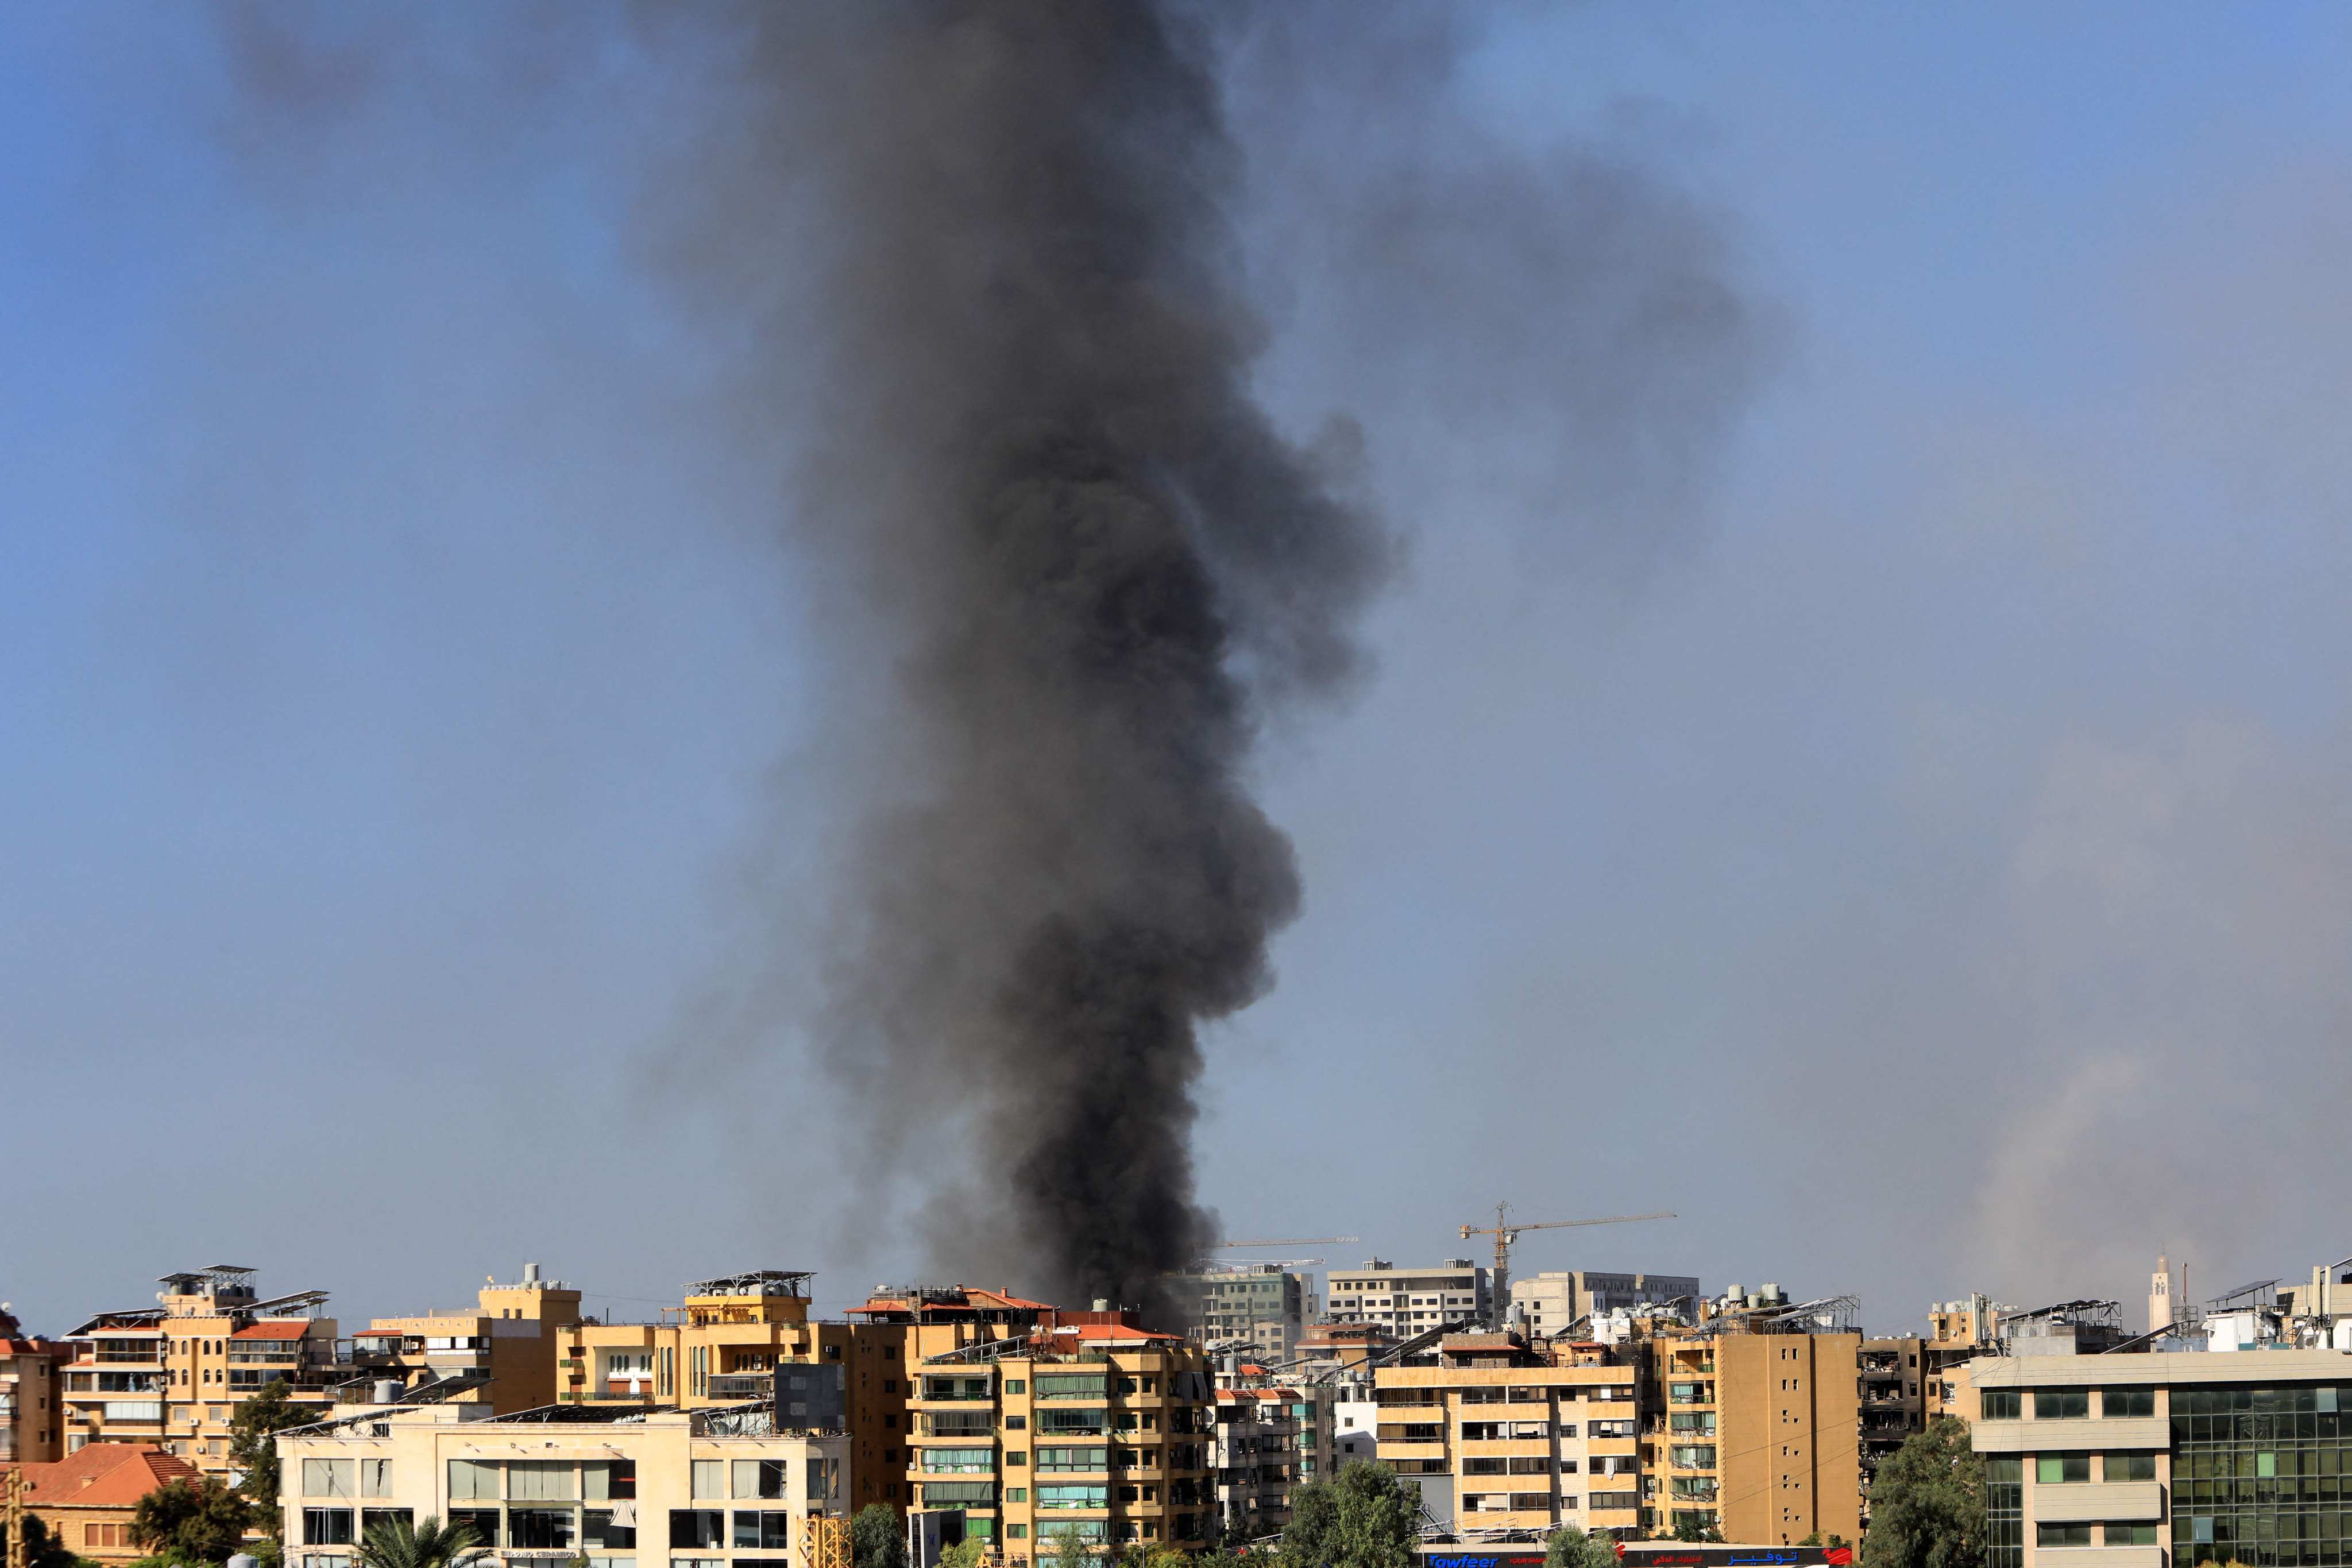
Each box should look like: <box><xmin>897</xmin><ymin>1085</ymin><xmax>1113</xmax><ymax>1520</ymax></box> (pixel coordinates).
<box><xmin>194</xmin><ymin>0</ymin><xmax>1769</xmax><ymax>1312</ymax></box>
<box><xmin>658</xmin><ymin>0</ymin><xmax>1391</xmax><ymax>1308</ymax></box>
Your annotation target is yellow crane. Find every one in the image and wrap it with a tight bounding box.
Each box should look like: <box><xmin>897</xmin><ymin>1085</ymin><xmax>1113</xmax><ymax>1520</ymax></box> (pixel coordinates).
<box><xmin>1461</xmin><ymin>1202</ymin><xmax>1677</xmax><ymax>1326</ymax></box>
<box><xmin>1216</xmin><ymin>1235</ymin><xmax>1359</xmax><ymax>1248</ymax></box>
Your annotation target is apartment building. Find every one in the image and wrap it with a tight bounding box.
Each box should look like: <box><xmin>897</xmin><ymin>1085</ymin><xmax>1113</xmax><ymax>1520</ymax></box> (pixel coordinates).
<box><xmin>1374</xmin><ymin>1330</ymin><xmax>1643</xmax><ymax>1539</ymax></box>
<box><xmin>1208</xmin><ymin>1381</ymin><xmax>1333</xmax><ymax>1540</ymax></box>
<box><xmin>559</xmin><ymin>1271</ymin><xmax>909</xmax><ymax>1514</ymax></box>
<box><xmin>0</xmin><ymin>1442</ymin><xmax>199</xmax><ymax>1563</ymax></box>
<box><xmin>350</xmin><ymin>1264</ymin><xmax>579</xmax><ymax>1412</ymax></box>
<box><xmin>1328</xmin><ymin>1263</ymin><xmax>1492</xmax><ymax>1339</ymax></box>
<box><xmin>1</xmin><ymin>1308</ymin><xmax>67</xmax><ymax>1463</ymax></box>
<box><xmin>275</xmin><ymin>1400</ymin><xmax>847</xmax><ymax>1568</ymax></box>
<box><xmin>880</xmin><ymin>1297</ymin><xmax>1215</xmax><ymax>1561</ymax></box>
<box><xmin>60</xmin><ymin>1266</ymin><xmax>346</xmax><ymax>1472</ymax></box>
<box><xmin>1963</xmin><ymin>1342</ymin><xmax>2352</xmax><ymax>1568</ymax></box>
<box><xmin>1629</xmin><ymin>1297</ymin><xmax>1926</xmax><ymax>1546</ymax></box>
<box><xmin>1167</xmin><ymin>1266</ymin><xmax>1312</xmax><ymax>1362</ymax></box>
<box><xmin>1510</xmin><ymin>1274</ymin><xmax>1702</xmax><ymax>1338</ymax></box>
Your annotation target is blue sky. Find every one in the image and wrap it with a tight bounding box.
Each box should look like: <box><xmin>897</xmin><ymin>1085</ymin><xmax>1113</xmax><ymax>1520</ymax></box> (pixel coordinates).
<box><xmin>6</xmin><ymin>3</ymin><xmax>2352</xmax><ymax>1337</ymax></box>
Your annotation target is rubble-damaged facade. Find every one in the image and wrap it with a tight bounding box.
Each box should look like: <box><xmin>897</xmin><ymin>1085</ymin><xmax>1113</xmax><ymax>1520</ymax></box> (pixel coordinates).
<box><xmin>1207</xmin><ymin>1377</ymin><xmax>1334</xmax><ymax>1540</ymax></box>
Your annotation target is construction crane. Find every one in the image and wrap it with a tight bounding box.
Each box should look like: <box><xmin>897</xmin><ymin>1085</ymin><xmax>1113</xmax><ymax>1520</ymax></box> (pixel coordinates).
<box><xmin>1461</xmin><ymin>1203</ymin><xmax>1677</xmax><ymax>1327</ymax></box>
<box><xmin>1217</xmin><ymin>1235</ymin><xmax>1359</xmax><ymax>1248</ymax></box>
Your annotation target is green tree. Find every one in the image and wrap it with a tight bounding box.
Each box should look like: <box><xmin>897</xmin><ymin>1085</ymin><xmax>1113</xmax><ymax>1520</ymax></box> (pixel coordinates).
<box><xmin>851</xmin><ymin>1505</ymin><xmax>907</xmax><ymax>1568</ymax></box>
<box><xmin>1546</xmin><ymin>1525</ymin><xmax>1619</xmax><ymax>1568</ymax></box>
<box><xmin>228</xmin><ymin>1378</ymin><xmax>315</xmax><ymax>1535</ymax></box>
<box><xmin>1862</xmin><ymin>1418</ymin><xmax>1984</xmax><ymax>1568</ymax></box>
<box><xmin>1280</xmin><ymin>1461</ymin><xmax>1414</xmax><ymax>1568</ymax></box>
<box><xmin>130</xmin><ymin>1475</ymin><xmax>255</xmax><ymax>1565</ymax></box>
<box><xmin>939</xmin><ymin>1541</ymin><xmax>986</xmax><ymax>1568</ymax></box>
<box><xmin>355</xmin><ymin>1515</ymin><xmax>491</xmax><ymax>1568</ymax></box>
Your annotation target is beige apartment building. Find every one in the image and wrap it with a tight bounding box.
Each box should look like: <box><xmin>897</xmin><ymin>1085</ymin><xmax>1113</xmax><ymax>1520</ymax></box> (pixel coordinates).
<box><xmin>856</xmin><ymin>1291</ymin><xmax>1214</xmax><ymax>1561</ymax></box>
<box><xmin>1636</xmin><ymin>1315</ymin><xmax>1927</xmax><ymax>1546</ymax></box>
<box><xmin>1</xmin><ymin>1308</ymin><xmax>67</xmax><ymax>1463</ymax></box>
<box><xmin>61</xmin><ymin>1266</ymin><xmax>346</xmax><ymax>1472</ymax></box>
<box><xmin>1963</xmin><ymin>1342</ymin><xmax>2352</xmax><ymax>1568</ymax></box>
<box><xmin>558</xmin><ymin>1271</ymin><xmax>909</xmax><ymax>1515</ymax></box>
<box><xmin>350</xmin><ymin>1265</ymin><xmax>579</xmax><ymax>1412</ymax></box>
<box><xmin>1373</xmin><ymin>1330</ymin><xmax>1643</xmax><ymax>1539</ymax></box>
<box><xmin>275</xmin><ymin>1400</ymin><xmax>847</xmax><ymax>1568</ymax></box>
<box><xmin>1328</xmin><ymin>1263</ymin><xmax>1492</xmax><ymax>1339</ymax></box>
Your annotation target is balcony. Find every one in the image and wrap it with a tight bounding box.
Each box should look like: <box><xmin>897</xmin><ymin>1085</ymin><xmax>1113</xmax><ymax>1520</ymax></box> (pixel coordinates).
<box><xmin>707</xmin><ymin>1375</ymin><xmax>773</xmax><ymax>1400</ymax></box>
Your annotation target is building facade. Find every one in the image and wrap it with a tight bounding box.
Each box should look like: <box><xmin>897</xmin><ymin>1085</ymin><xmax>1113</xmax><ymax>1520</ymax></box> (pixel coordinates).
<box><xmin>0</xmin><ymin>1442</ymin><xmax>198</xmax><ymax>1563</ymax></box>
<box><xmin>1166</xmin><ymin>1267</ymin><xmax>1312</xmax><ymax>1363</ymax></box>
<box><xmin>882</xmin><ymin>1300</ymin><xmax>1214</xmax><ymax>1561</ymax></box>
<box><xmin>1</xmin><ymin>1310</ymin><xmax>66</xmax><ymax>1464</ymax></box>
<box><xmin>1328</xmin><ymin>1264</ymin><xmax>1492</xmax><ymax>1340</ymax></box>
<box><xmin>1208</xmin><ymin>1384</ymin><xmax>1330</xmax><ymax>1541</ymax></box>
<box><xmin>1374</xmin><ymin>1331</ymin><xmax>1643</xmax><ymax>1540</ymax></box>
<box><xmin>560</xmin><ymin>1271</ymin><xmax>910</xmax><ymax>1515</ymax></box>
<box><xmin>1964</xmin><ymin>1343</ymin><xmax>2352</xmax><ymax>1568</ymax></box>
<box><xmin>351</xmin><ymin>1265</ymin><xmax>580</xmax><ymax>1412</ymax></box>
<box><xmin>60</xmin><ymin>1266</ymin><xmax>347</xmax><ymax>1472</ymax></box>
<box><xmin>275</xmin><ymin>1401</ymin><xmax>847</xmax><ymax>1568</ymax></box>
<box><xmin>1510</xmin><ymin>1274</ymin><xmax>1702</xmax><ymax>1338</ymax></box>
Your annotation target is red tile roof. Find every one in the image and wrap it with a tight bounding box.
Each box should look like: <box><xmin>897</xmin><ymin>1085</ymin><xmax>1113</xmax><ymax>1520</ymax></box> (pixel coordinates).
<box><xmin>1</xmin><ymin>1444</ymin><xmax>200</xmax><ymax>1509</ymax></box>
<box><xmin>231</xmin><ymin>1321</ymin><xmax>312</xmax><ymax>1341</ymax></box>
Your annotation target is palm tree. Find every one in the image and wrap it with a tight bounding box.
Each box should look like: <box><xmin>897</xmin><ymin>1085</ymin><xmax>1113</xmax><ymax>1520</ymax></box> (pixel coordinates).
<box><xmin>356</xmin><ymin>1515</ymin><xmax>492</xmax><ymax>1568</ymax></box>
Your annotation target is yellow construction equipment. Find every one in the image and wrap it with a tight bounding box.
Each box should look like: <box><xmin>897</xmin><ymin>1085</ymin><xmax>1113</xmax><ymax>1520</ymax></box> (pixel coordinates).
<box><xmin>799</xmin><ymin>1514</ymin><xmax>849</xmax><ymax>1568</ymax></box>
<box><xmin>1460</xmin><ymin>1202</ymin><xmax>1677</xmax><ymax>1325</ymax></box>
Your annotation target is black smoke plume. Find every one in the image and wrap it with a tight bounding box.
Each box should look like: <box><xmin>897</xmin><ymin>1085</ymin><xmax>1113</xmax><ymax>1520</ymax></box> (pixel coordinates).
<box><xmin>681</xmin><ymin>0</ymin><xmax>1389</xmax><ymax>1308</ymax></box>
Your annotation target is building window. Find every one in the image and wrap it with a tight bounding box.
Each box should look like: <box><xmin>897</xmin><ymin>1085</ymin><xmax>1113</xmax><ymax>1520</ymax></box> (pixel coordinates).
<box><xmin>511</xmin><ymin>1462</ymin><xmax>576</xmax><ymax>1501</ymax></box>
<box><xmin>586</xmin><ymin>1461</ymin><xmax>638</xmax><ymax>1501</ymax></box>
<box><xmin>2105</xmin><ymin>1524</ymin><xmax>2157</xmax><ymax>1546</ymax></box>
<box><xmin>2036</xmin><ymin>1389</ymin><xmax>2091</xmax><ymax>1420</ymax></box>
<box><xmin>1979</xmin><ymin>1390</ymin><xmax>2021</xmax><ymax>1420</ymax></box>
<box><xmin>733</xmin><ymin>1512</ymin><xmax>791</xmax><ymax>1551</ymax></box>
<box><xmin>2103</xmin><ymin>1453</ymin><xmax>2156</xmax><ymax>1482</ymax></box>
<box><xmin>449</xmin><ymin>1460</ymin><xmax>501</xmax><ymax>1501</ymax></box>
<box><xmin>2036</xmin><ymin>1455</ymin><xmax>2091</xmax><ymax>1485</ymax></box>
<box><xmin>2101</xmin><ymin>1388</ymin><xmax>2155</xmax><ymax>1419</ymax></box>
<box><xmin>2037</xmin><ymin>1524</ymin><xmax>2092</xmax><ymax>1548</ymax></box>
<box><xmin>304</xmin><ymin>1509</ymin><xmax>356</xmax><ymax>1547</ymax></box>
<box><xmin>691</xmin><ymin>1461</ymin><xmax>723</xmax><ymax>1499</ymax></box>
<box><xmin>585</xmin><ymin>1510</ymin><xmax>638</xmax><ymax>1550</ymax></box>
<box><xmin>511</xmin><ymin>1510</ymin><xmax>577</xmax><ymax>1550</ymax></box>
<box><xmin>304</xmin><ymin>1459</ymin><xmax>357</xmax><ymax>1499</ymax></box>
<box><xmin>360</xmin><ymin>1460</ymin><xmax>393</xmax><ymax>1499</ymax></box>
<box><xmin>669</xmin><ymin>1511</ymin><xmax>725</xmax><ymax>1550</ymax></box>
<box><xmin>449</xmin><ymin>1511</ymin><xmax>500</xmax><ymax>1546</ymax></box>
<box><xmin>361</xmin><ymin>1509</ymin><xmax>412</xmax><ymax>1541</ymax></box>
<box><xmin>733</xmin><ymin>1460</ymin><xmax>790</xmax><ymax>1499</ymax></box>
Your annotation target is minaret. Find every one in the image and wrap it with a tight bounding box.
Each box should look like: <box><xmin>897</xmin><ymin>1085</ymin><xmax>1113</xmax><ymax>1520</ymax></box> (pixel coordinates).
<box><xmin>2150</xmin><ymin>1251</ymin><xmax>2175</xmax><ymax>1334</ymax></box>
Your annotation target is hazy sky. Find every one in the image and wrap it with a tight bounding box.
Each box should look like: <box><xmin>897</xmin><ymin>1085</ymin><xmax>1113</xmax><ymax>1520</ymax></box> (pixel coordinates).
<box><xmin>7</xmin><ymin>3</ymin><xmax>2352</xmax><ymax>1339</ymax></box>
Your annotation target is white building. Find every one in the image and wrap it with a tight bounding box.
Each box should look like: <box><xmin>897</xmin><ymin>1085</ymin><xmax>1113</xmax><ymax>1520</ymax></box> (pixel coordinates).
<box><xmin>275</xmin><ymin>1401</ymin><xmax>846</xmax><ymax>1568</ymax></box>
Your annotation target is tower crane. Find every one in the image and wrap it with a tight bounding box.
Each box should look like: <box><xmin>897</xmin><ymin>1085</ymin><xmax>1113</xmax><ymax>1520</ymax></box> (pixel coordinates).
<box><xmin>1216</xmin><ymin>1235</ymin><xmax>1359</xmax><ymax>1249</ymax></box>
<box><xmin>1460</xmin><ymin>1203</ymin><xmax>1676</xmax><ymax>1327</ymax></box>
